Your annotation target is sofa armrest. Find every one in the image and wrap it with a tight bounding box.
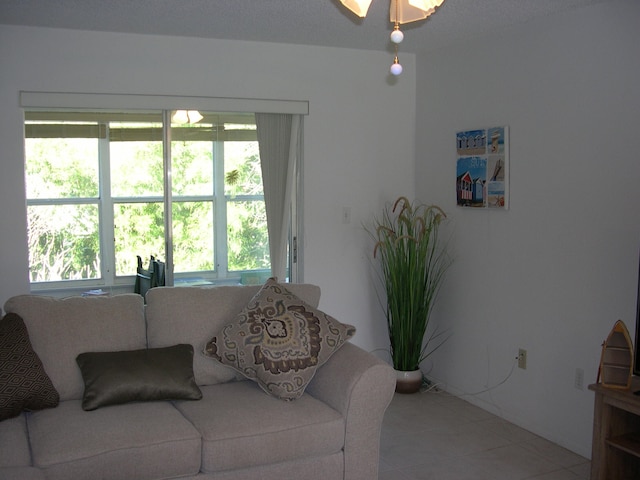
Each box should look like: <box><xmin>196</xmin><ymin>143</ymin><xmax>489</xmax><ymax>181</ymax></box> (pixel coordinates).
<box><xmin>306</xmin><ymin>342</ymin><xmax>395</xmax><ymax>480</ymax></box>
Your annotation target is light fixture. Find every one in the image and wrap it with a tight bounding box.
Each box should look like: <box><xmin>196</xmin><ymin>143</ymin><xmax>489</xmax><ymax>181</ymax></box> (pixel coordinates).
<box><xmin>171</xmin><ymin>110</ymin><xmax>203</xmax><ymax>124</ymax></box>
<box><xmin>339</xmin><ymin>0</ymin><xmax>445</xmax><ymax>75</ymax></box>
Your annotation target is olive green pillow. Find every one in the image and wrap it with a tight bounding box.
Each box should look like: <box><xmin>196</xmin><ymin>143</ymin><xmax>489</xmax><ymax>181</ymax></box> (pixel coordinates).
<box><xmin>76</xmin><ymin>344</ymin><xmax>202</xmax><ymax>411</ymax></box>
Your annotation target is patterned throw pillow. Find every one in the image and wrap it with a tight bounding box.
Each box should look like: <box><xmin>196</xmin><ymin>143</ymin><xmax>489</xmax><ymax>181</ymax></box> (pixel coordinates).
<box><xmin>204</xmin><ymin>278</ymin><xmax>355</xmax><ymax>400</ymax></box>
<box><xmin>0</xmin><ymin>313</ymin><xmax>59</xmax><ymax>421</ymax></box>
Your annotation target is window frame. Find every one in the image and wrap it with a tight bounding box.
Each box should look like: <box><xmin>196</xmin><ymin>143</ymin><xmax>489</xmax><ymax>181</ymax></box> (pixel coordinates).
<box><xmin>21</xmin><ymin>93</ymin><xmax>308</xmax><ymax>293</ymax></box>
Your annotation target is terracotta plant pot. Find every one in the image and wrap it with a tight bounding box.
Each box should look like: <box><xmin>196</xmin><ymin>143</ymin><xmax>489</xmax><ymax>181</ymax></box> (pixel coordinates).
<box><xmin>395</xmin><ymin>369</ymin><xmax>422</xmax><ymax>394</ymax></box>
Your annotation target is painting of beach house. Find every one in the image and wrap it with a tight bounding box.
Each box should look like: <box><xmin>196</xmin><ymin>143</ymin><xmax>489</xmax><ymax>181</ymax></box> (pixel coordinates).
<box><xmin>456</xmin><ymin>127</ymin><xmax>508</xmax><ymax>209</ymax></box>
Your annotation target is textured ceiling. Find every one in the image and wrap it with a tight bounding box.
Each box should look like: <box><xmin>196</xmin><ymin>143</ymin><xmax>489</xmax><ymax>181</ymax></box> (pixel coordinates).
<box><xmin>0</xmin><ymin>0</ymin><xmax>613</xmax><ymax>53</ymax></box>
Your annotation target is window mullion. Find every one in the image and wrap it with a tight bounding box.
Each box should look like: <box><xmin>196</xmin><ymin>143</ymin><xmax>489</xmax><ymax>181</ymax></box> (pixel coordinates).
<box><xmin>99</xmin><ymin>123</ymin><xmax>115</xmax><ymax>286</ymax></box>
<box><xmin>163</xmin><ymin>110</ymin><xmax>174</xmax><ymax>286</ymax></box>
<box><xmin>213</xmin><ymin>140</ymin><xmax>226</xmax><ymax>278</ymax></box>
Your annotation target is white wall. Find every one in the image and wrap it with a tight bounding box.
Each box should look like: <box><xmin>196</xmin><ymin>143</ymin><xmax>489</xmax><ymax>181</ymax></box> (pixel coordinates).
<box><xmin>416</xmin><ymin>0</ymin><xmax>640</xmax><ymax>458</ymax></box>
<box><xmin>0</xmin><ymin>25</ymin><xmax>418</xmax><ymax>352</ymax></box>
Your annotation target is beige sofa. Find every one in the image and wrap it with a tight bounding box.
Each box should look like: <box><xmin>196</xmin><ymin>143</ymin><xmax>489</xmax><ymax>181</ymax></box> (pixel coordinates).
<box><xmin>0</xmin><ymin>283</ymin><xmax>395</xmax><ymax>480</ymax></box>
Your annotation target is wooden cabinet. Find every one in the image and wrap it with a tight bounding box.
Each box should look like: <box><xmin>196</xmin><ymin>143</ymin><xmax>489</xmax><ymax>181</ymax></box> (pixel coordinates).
<box><xmin>590</xmin><ymin>377</ymin><xmax>640</xmax><ymax>479</ymax></box>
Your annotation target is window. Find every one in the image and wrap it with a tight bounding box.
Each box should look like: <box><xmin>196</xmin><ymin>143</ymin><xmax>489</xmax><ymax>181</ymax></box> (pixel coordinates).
<box><xmin>24</xmin><ymin>109</ymin><xmax>283</xmax><ymax>290</ymax></box>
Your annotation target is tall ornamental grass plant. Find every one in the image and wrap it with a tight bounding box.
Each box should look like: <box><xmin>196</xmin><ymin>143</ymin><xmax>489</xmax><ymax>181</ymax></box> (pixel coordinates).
<box><xmin>371</xmin><ymin>197</ymin><xmax>452</xmax><ymax>372</ymax></box>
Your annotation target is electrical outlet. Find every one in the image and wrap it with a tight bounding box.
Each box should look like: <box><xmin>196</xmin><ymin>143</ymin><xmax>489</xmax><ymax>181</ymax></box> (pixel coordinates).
<box><xmin>518</xmin><ymin>348</ymin><xmax>527</xmax><ymax>369</ymax></box>
<box><xmin>575</xmin><ymin>368</ymin><xmax>584</xmax><ymax>390</ymax></box>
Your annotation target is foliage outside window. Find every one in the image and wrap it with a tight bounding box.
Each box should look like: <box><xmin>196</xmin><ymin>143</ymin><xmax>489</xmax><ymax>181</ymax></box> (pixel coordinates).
<box><xmin>24</xmin><ymin>111</ymin><xmax>271</xmax><ymax>288</ymax></box>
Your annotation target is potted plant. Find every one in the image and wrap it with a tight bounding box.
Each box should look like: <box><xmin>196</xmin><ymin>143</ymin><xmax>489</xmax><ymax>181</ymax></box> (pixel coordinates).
<box><xmin>369</xmin><ymin>196</ymin><xmax>452</xmax><ymax>393</ymax></box>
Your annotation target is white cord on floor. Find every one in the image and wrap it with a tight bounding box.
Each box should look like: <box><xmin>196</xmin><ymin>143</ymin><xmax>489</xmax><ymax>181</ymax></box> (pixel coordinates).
<box><xmin>370</xmin><ymin>347</ymin><xmax>519</xmax><ymax>398</ymax></box>
<box><xmin>419</xmin><ymin>357</ymin><xmax>518</xmax><ymax>398</ymax></box>
<box><xmin>457</xmin><ymin>357</ymin><xmax>518</xmax><ymax>397</ymax></box>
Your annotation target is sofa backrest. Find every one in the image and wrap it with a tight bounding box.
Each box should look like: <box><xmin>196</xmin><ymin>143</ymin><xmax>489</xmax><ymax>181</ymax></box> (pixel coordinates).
<box><xmin>3</xmin><ymin>294</ymin><xmax>146</xmax><ymax>401</ymax></box>
<box><xmin>145</xmin><ymin>284</ymin><xmax>321</xmax><ymax>386</ymax></box>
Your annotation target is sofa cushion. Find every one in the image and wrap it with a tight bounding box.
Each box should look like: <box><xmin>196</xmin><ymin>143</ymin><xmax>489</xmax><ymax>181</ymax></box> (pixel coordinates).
<box><xmin>0</xmin><ymin>467</ymin><xmax>46</xmax><ymax>480</ymax></box>
<box><xmin>27</xmin><ymin>399</ymin><xmax>201</xmax><ymax>480</ymax></box>
<box><xmin>174</xmin><ymin>381</ymin><xmax>345</xmax><ymax>473</ymax></box>
<box><xmin>192</xmin><ymin>453</ymin><xmax>344</xmax><ymax>480</ymax></box>
<box><xmin>0</xmin><ymin>414</ymin><xmax>32</xmax><ymax>467</ymax></box>
<box><xmin>0</xmin><ymin>313</ymin><xmax>59</xmax><ymax>420</ymax></box>
<box><xmin>145</xmin><ymin>283</ymin><xmax>321</xmax><ymax>387</ymax></box>
<box><xmin>204</xmin><ymin>278</ymin><xmax>355</xmax><ymax>400</ymax></box>
<box><xmin>3</xmin><ymin>294</ymin><xmax>146</xmax><ymax>401</ymax></box>
<box><xmin>76</xmin><ymin>344</ymin><xmax>202</xmax><ymax>411</ymax></box>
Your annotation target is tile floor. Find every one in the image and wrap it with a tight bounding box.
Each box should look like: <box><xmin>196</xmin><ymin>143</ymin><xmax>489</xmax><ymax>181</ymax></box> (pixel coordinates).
<box><xmin>379</xmin><ymin>389</ymin><xmax>591</xmax><ymax>480</ymax></box>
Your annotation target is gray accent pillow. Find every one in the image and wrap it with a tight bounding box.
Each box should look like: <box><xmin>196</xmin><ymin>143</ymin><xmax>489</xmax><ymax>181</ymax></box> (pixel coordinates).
<box><xmin>76</xmin><ymin>344</ymin><xmax>202</xmax><ymax>411</ymax></box>
<box><xmin>0</xmin><ymin>313</ymin><xmax>59</xmax><ymax>420</ymax></box>
<box><xmin>204</xmin><ymin>278</ymin><xmax>355</xmax><ymax>400</ymax></box>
